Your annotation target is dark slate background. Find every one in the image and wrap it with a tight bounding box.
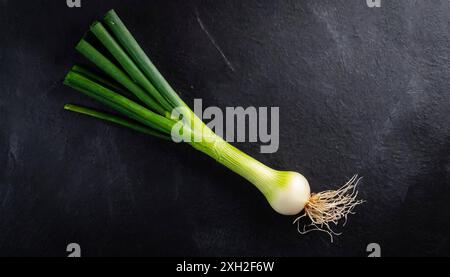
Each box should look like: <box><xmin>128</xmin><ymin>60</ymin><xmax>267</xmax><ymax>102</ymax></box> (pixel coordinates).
<box><xmin>0</xmin><ymin>0</ymin><xmax>449</xmax><ymax>257</ymax></box>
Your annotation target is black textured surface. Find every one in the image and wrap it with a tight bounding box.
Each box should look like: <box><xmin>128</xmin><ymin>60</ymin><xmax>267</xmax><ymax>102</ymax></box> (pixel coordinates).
<box><xmin>0</xmin><ymin>0</ymin><xmax>449</xmax><ymax>257</ymax></box>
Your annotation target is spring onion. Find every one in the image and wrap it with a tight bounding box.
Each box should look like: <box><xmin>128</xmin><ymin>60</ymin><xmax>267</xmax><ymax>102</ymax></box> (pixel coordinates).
<box><xmin>63</xmin><ymin>9</ymin><xmax>363</xmax><ymax>240</ymax></box>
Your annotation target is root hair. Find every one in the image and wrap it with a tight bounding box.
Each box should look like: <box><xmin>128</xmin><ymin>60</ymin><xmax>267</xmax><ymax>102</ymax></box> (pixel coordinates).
<box><xmin>293</xmin><ymin>175</ymin><xmax>365</xmax><ymax>242</ymax></box>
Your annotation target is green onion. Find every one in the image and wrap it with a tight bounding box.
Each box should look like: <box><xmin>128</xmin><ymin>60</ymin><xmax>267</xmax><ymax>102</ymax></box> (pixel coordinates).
<box><xmin>90</xmin><ymin>22</ymin><xmax>173</xmax><ymax>111</ymax></box>
<box><xmin>64</xmin><ymin>104</ymin><xmax>171</xmax><ymax>140</ymax></box>
<box><xmin>104</xmin><ymin>9</ymin><xmax>186</xmax><ymax>108</ymax></box>
<box><xmin>71</xmin><ymin>65</ymin><xmax>137</xmax><ymax>100</ymax></box>
<box><xmin>63</xmin><ymin>10</ymin><xmax>363</xmax><ymax>240</ymax></box>
<box><xmin>64</xmin><ymin>70</ymin><xmax>175</xmax><ymax>134</ymax></box>
<box><xmin>76</xmin><ymin>39</ymin><xmax>167</xmax><ymax>116</ymax></box>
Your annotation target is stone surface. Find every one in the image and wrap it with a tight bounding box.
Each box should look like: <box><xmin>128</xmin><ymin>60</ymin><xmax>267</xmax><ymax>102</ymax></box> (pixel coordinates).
<box><xmin>0</xmin><ymin>0</ymin><xmax>449</xmax><ymax>256</ymax></box>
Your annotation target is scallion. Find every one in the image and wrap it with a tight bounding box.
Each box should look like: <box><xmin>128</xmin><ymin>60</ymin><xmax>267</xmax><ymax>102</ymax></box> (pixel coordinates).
<box><xmin>63</xmin><ymin>9</ymin><xmax>363</xmax><ymax>240</ymax></box>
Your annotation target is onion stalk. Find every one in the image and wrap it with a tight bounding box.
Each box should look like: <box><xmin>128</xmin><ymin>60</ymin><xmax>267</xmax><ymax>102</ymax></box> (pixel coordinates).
<box><xmin>63</xmin><ymin>9</ymin><xmax>364</xmax><ymax>240</ymax></box>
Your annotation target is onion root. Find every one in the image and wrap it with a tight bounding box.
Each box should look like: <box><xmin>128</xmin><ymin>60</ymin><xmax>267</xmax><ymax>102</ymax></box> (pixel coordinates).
<box><xmin>293</xmin><ymin>175</ymin><xmax>364</xmax><ymax>242</ymax></box>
